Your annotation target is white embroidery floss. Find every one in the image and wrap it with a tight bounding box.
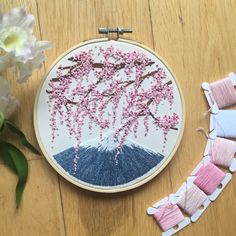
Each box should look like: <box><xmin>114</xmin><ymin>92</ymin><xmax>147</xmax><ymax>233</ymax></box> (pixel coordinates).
<box><xmin>210</xmin><ymin>110</ymin><xmax>236</xmax><ymax>138</ymax></box>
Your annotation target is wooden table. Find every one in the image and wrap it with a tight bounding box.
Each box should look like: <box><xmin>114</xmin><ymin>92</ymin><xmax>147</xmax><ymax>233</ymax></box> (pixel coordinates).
<box><xmin>1</xmin><ymin>1</ymin><xmax>236</xmax><ymax>235</ymax></box>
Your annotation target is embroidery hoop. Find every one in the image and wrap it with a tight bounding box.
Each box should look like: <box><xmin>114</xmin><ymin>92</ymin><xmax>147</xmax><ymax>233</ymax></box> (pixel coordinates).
<box><xmin>33</xmin><ymin>28</ymin><xmax>185</xmax><ymax>193</ymax></box>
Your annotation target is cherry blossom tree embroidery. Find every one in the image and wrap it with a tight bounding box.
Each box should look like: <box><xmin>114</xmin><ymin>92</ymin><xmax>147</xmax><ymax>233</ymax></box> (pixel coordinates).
<box><xmin>47</xmin><ymin>46</ymin><xmax>179</xmax><ymax>169</ymax></box>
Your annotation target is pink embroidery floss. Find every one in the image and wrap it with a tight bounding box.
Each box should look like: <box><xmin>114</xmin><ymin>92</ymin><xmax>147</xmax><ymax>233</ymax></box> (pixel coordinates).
<box><xmin>153</xmin><ymin>202</ymin><xmax>184</xmax><ymax>231</ymax></box>
<box><xmin>177</xmin><ymin>184</ymin><xmax>208</xmax><ymax>216</ymax></box>
<box><xmin>209</xmin><ymin>137</ymin><xmax>236</xmax><ymax>168</ymax></box>
<box><xmin>193</xmin><ymin>162</ymin><xmax>225</xmax><ymax>195</ymax></box>
<box><xmin>209</xmin><ymin>77</ymin><xmax>236</xmax><ymax>109</ymax></box>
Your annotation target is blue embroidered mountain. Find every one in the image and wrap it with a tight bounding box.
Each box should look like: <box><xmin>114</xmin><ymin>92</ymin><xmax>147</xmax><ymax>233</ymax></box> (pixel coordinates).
<box><xmin>54</xmin><ymin>132</ymin><xmax>164</xmax><ymax>187</ymax></box>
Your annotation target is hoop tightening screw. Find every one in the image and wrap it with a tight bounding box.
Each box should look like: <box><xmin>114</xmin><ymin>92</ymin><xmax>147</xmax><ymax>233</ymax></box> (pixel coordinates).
<box><xmin>98</xmin><ymin>27</ymin><xmax>133</xmax><ymax>35</ymax></box>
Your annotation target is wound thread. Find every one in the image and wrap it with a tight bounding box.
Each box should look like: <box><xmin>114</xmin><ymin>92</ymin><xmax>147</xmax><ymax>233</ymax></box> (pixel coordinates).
<box><xmin>177</xmin><ymin>184</ymin><xmax>208</xmax><ymax>216</ymax></box>
<box><xmin>209</xmin><ymin>77</ymin><xmax>236</xmax><ymax>109</ymax></box>
<box><xmin>193</xmin><ymin>162</ymin><xmax>225</xmax><ymax>195</ymax></box>
<box><xmin>213</xmin><ymin>110</ymin><xmax>236</xmax><ymax>138</ymax></box>
<box><xmin>153</xmin><ymin>202</ymin><xmax>184</xmax><ymax>231</ymax></box>
<box><xmin>209</xmin><ymin>137</ymin><xmax>236</xmax><ymax>168</ymax></box>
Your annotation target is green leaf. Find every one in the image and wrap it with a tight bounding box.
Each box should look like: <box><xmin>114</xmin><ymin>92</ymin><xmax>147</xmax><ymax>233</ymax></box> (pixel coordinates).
<box><xmin>4</xmin><ymin>120</ymin><xmax>41</xmax><ymax>155</ymax></box>
<box><xmin>0</xmin><ymin>140</ymin><xmax>28</xmax><ymax>208</ymax></box>
<box><xmin>0</xmin><ymin>112</ymin><xmax>4</xmax><ymax>132</ymax></box>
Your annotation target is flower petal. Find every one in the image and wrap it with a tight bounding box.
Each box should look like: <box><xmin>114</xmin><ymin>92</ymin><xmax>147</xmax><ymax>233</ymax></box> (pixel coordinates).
<box><xmin>0</xmin><ymin>8</ymin><xmax>3</xmax><ymax>24</ymax></box>
<box><xmin>16</xmin><ymin>61</ymin><xmax>33</xmax><ymax>83</ymax></box>
<box><xmin>2</xmin><ymin>8</ymin><xmax>26</xmax><ymax>27</ymax></box>
<box><xmin>0</xmin><ymin>96</ymin><xmax>9</xmax><ymax>114</ymax></box>
<box><xmin>14</xmin><ymin>35</ymin><xmax>37</xmax><ymax>60</ymax></box>
<box><xmin>4</xmin><ymin>95</ymin><xmax>19</xmax><ymax>117</ymax></box>
<box><xmin>0</xmin><ymin>76</ymin><xmax>10</xmax><ymax>97</ymax></box>
<box><xmin>16</xmin><ymin>53</ymin><xmax>45</xmax><ymax>82</ymax></box>
<box><xmin>30</xmin><ymin>53</ymin><xmax>45</xmax><ymax>69</ymax></box>
<box><xmin>2</xmin><ymin>8</ymin><xmax>34</xmax><ymax>32</ymax></box>
<box><xmin>0</xmin><ymin>53</ymin><xmax>15</xmax><ymax>71</ymax></box>
<box><xmin>20</xmin><ymin>14</ymin><xmax>34</xmax><ymax>30</ymax></box>
<box><xmin>0</xmin><ymin>76</ymin><xmax>18</xmax><ymax>117</ymax></box>
<box><xmin>34</xmin><ymin>41</ymin><xmax>53</xmax><ymax>54</ymax></box>
<box><xmin>0</xmin><ymin>8</ymin><xmax>52</xmax><ymax>82</ymax></box>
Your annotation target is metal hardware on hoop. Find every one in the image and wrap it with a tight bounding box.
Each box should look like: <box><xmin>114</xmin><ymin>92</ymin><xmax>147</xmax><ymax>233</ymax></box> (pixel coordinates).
<box><xmin>98</xmin><ymin>27</ymin><xmax>132</xmax><ymax>40</ymax></box>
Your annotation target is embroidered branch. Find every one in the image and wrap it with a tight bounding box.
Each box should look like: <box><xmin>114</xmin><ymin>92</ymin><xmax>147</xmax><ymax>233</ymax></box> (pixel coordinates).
<box><xmin>47</xmin><ymin>46</ymin><xmax>179</xmax><ymax>160</ymax></box>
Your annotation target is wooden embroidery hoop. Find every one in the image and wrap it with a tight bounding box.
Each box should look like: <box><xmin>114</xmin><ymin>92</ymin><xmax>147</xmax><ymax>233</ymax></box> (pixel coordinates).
<box><xmin>33</xmin><ymin>28</ymin><xmax>186</xmax><ymax>193</ymax></box>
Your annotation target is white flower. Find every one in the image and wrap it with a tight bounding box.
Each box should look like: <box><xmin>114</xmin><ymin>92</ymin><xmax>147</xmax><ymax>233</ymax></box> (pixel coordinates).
<box><xmin>0</xmin><ymin>76</ymin><xmax>19</xmax><ymax>117</ymax></box>
<box><xmin>0</xmin><ymin>8</ymin><xmax>52</xmax><ymax>82</ymax></box>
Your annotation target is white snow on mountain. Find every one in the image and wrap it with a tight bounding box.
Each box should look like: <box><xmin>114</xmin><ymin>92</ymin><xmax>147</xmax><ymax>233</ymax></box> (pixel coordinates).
<box><xmin>80</xmin><ymin>130</ymin><xmax>157</xmax><ymax>154</ymax></box>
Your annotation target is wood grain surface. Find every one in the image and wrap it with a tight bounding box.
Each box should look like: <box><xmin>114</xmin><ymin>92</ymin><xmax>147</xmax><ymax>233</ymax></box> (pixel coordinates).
<box><xmin>1</xmin><ymin>1</ymin><xmax>236</xmax><ymax>235</ymax></box>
